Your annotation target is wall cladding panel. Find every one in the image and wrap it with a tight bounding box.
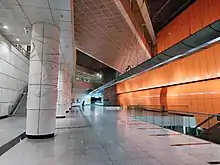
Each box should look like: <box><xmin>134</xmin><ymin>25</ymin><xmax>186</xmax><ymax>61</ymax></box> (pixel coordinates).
<box><xmin>0</xmin><ymin>35</ymin><xmax>29</xmax><ymax>117</ymax></box>
<box><xmin>157</xmin><ymin>0</ymin><xmax>220</xmax><ymax>53</ymax></box>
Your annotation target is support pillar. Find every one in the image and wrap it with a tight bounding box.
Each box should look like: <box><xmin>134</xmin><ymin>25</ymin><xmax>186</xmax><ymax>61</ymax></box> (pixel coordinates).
<box><xmin>67</xmin><ymin>71</ymin><xmax>72</xmax><ymax>109</ymax></box>
<box><xmin>26</xmin><ymin>23</ymin><xmax>59</xmax><ymax>138</ymax></box>
<box><xmin>56</xmin><ymin>62</ymin><xmax>66</xmax><ymax>118</ymax></box>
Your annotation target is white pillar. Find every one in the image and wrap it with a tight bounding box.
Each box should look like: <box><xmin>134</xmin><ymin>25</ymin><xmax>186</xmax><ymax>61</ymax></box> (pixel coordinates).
<box><xmin>56</xmin><ymin>62</ymin><xmax>66</xmax><ymax>118</ymax></box>
<box><xmin>67</xmin><ymin>71</ymin><xmax>71</xmax><ymax>109</ymax></box>
<box><xmin>26</xmin><ymin>23</ymin><xmax>59</xmax><ymax>138</ymax></box>
<box><xmin>64</xmin><ymin>63</ymin><xmax>71</xmax><ymax>110</ymax></box>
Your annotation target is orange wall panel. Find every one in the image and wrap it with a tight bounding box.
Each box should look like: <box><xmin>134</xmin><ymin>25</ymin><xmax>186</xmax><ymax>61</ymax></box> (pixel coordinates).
<box><xmin>117</xmin><ymin>43</ymin><xmax>220</xmax><ymax>115</ymax></box>
<box><xmin>117</xmin><ymin>44</ymin><xmax>220</xmax><ymax>95</ymax></box>
<box><xmin>214</xmin><ymin>44</ymin><xmax>220</xmax><ymax>76</ymax></box>
<box><xmin>157</xmin><ymin>0</ymin><xmax>220</xmax><ymax>53</ymax></box>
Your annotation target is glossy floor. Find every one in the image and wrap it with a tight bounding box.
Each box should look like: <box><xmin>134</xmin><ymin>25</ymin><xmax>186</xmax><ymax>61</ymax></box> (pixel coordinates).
<box><xmin>0</xmin><ymin>106</ymin><xmax>220</xmax><ymax>165</ymax></box>
<box><xmin>0</xmin><ymin>116</ymin><xmax>26</xmax><ymax>148</ymax></box>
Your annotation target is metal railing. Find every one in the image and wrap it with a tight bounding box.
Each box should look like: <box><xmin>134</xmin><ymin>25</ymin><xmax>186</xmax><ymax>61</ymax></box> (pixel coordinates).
<box><xmin>14</xmin><ymin>45</ymin><xmax>30</xmax><ymax>59</ymax></box>
<box><xmin>75</xmin><ymin>70</ymin><xmax>103</xmax><ymax>84</ymax></box>
<box><xmin>127</xmin><ymin>105</ymin><xmax>220</xmax><ymax>144</ymax></box>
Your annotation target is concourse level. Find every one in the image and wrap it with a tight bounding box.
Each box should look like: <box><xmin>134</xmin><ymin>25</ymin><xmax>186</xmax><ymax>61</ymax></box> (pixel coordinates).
<box><xmin>0</xmin><ymin>106</ymin><xmax>219</xmax><ymax>165</ymax></box>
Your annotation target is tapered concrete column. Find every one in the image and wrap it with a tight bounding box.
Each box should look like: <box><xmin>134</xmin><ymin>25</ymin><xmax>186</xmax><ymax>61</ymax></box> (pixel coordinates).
<box><xmin>56</xmin><ymin>62</ymin><xmax>66</xmax><ymax>118</ymax></box>
<box><xmin>26</xmin><ymin>23</ymin><xmax>59</xmax><ymax>138</ymax></box>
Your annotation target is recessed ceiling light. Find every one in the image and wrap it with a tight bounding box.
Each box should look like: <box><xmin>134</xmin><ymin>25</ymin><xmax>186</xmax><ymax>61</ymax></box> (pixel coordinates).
<box><xmin>16</xmin><ymin>38</ymin><xmax>19</xmax><ymax>41</ymax></box>
<box><xmin>3</xmin><ymin>25</ymin><xmax>8</xmax><ymax>29</ymax></box>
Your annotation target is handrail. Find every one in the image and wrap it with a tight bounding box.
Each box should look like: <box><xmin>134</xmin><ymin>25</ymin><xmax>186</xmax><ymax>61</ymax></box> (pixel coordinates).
<box><xmin>195</xmin><ymin>115</ymin><xmax>216</xmax><ymax>129</ymax></box>
<box><xmin>127</xmin><ymin>104</ymin><xmax>220</xmax><ymax>116</ymax></box>
<box><xmin>128</xmin><ymin>104</ymin><xmax>220</xmax><ymax>131</ymax></box>
<box><xmin>9</xmin><ymin>85</ymin><xmax>28</xmax><ymax>116</ymax></box>
<box><xmin>13</xmin><ymin>45</ymin><xmax>30</xmax><ymax>59</ymax></box>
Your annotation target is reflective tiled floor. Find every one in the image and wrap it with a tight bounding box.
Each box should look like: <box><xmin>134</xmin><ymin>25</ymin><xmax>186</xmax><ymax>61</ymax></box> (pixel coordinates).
<box><xmin>0</xmin><ymin>116</ymin><xmax>26</xmax><ymax>147</ymax></box>
<box><xmin>1</xmin><ymin>106</ymin><xmax>220</xmax><ymax>165</ymax></box>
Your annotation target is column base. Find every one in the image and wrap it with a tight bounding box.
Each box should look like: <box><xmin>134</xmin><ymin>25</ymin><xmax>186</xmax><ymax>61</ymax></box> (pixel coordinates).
<box><xmin>56</xmin><ymin>116</ymin><xmax>66</xmax><ymax>119</ymax></box>
<box><xmin>26</xmin><ymin>133</ymin><xmax>54</xmax><ymax>139</ymax></box>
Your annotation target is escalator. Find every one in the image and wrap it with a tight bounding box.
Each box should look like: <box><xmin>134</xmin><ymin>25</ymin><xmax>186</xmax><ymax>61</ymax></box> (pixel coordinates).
<box><xmin>13</xmin><ymin>94</ymin><xmax>27</xmax><ymax>117</ymax></box>
<box><xmin>190</xmin><ymin>114</ymin><xmax>220</xmax><ymax>144</ymax></box>
<box><xmin>9</xmin><ymin>85</ymin><xmax>28</xmax><ymax>117</ymax></box>
<box><xmin>127</xmin><ymin>106</ymin><xmax>220</xmax><ymax>144</ymax></box>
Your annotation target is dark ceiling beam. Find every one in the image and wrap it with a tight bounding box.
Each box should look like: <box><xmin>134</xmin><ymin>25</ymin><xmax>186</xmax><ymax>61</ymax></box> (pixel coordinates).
<box><xmin>152</xmin><ymin>0</ymin><xmax>172</xmax><ymax>20</ymax></box>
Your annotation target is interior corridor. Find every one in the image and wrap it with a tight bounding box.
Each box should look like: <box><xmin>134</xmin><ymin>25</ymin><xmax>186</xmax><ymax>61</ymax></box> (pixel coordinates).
<box><xmin>0</xmin><ymin>106</ymin><xmax>220</xmax><ymax>165</ymax></box>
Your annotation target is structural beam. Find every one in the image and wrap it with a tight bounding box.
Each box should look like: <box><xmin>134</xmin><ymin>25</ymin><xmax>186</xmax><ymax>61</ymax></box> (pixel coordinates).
<box><xmin>135</xmin><ymin>0</ymin><xmax>157</xmax><ymax>45</ymax></box>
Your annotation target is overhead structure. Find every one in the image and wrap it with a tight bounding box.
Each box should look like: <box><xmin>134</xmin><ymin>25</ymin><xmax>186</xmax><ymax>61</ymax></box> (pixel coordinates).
<box><xmin>91</xmin><ymin>20</ymin><xmax>220</xmax><ymax>93</ymax></box>
<box><xmin>74</xmin><ymin>0</ymin><xmax>151</xmax><ymax>73</ymax></box>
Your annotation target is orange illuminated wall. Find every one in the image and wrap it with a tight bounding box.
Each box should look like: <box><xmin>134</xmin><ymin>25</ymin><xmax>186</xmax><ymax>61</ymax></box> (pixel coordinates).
<box><xmin>157</xmin><ymin>0</ymin><xmax>220</xmax><ymax>53</ymax></box>
<box><xmin>116</xmin><ymin>0</ymin><xmax>220</xmax><ymax>115</ymax></box>
<box><xmin>117</xmin><ymin>44</ymin><xmax>220</xmax><ymax>94</ymax></box>
<box><xmin>117</xmin><ymin>43</ymin><xmax>220</xmax><ymax>114</ymax></box>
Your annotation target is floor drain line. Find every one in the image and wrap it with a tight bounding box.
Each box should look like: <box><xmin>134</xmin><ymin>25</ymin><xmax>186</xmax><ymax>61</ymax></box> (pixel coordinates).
<box><xmin>56</xmin><ymin>125</ymin><xmax>89</xmax><ymax>129</ymax></box>
<box><xmin>137</xmin><ymin>127</ymin><xmax>163</xmax><ymax>130</ymax></box>
<box><xmin>207</xmin><ymin>161</ymin><xmax>220</xmax><ymax>164</ymax></box>
<box><xmin>149</xmin><ymin>133</ymin><xmax>181</xmax><ymax>136</ymax></box>
<box><xmin>170</xmin><ymin>142</ymin><xmax>211</xmax><ymax>147</ymax></box>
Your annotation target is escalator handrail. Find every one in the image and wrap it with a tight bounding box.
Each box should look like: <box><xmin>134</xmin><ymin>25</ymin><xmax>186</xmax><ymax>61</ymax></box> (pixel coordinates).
<box><xmin>127</xmin><ymin>104</ymin><xmax>220</xmax><ymax>116</ymax></box>
<box><xmin>195</xmin><ymin>114</ymin><xmax>216</xmax><ymax>129</ymax></box>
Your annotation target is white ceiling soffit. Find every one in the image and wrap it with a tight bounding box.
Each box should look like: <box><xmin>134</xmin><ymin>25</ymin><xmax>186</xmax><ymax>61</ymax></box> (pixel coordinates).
<box><xmin>0</xmin><ymin>0</ymin><xmax>74</xmax><ymax>68</ymax></box>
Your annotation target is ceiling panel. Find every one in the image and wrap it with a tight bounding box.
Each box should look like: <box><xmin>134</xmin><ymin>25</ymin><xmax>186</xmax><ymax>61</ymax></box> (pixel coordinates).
<box><xmin>18</xmin><ymin>0</ymin><xmax>48</xmax><ymax>8</ymax></box>
<box><xmin>48</xmin><ymin>0</ymin><xmax>71</xmax><ymax>10</ymax></box>
<box><xmin>22</xmin><ymin>6</ymin><xmax>53</xmax><ymax>24</ymax></box>
<box><xmin>56</xmin><ymin>21</ymin><xmax>72</xmax><ymax>31</ymax></box>
<box><xmin>74</xmin><ymin>0</ymin><xmax>149</xmax><ymax>73</ymax></box>
<box><xmin>0</xmin><ymin>10</ymin><xmax>8</xmax><ymax>19</ymax></box>
<box><xmin>5</xmin><ymin>5</ymin><xmax>26</xmax><ymax>18</ymax></box>
<box><xmin>51</xmin><ymin>9</ymin><xmax>71</xmax><ymax>22</ymax></box>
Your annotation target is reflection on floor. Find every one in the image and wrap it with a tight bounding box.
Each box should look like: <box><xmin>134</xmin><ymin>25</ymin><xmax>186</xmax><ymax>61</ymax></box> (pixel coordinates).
<box><xmin>0</xmin><ymin>106</ymin><xmax>220</xmax><ymax>165</ymax></box>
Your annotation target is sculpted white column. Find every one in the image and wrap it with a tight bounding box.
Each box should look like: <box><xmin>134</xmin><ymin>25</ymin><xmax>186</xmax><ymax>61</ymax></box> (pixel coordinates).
<box><xmin>26</xmin><ymin>23</ymin><xmax>59</xmax><ymax>138</ymax></box>
<box><xmin>56</xmin><ymin>62</ymin><xmax>66</xmax><ymax>118</ymax></box>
